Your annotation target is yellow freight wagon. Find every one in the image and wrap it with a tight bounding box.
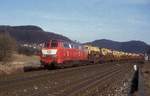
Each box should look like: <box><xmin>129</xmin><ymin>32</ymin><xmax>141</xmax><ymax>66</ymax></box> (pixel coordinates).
<box><xmin>84</xmin><ymin>45</ymin><xmax>101</xmax><ymax>63</ymax></box>
<box><xmin>100</xmin><ymin>48</ymin><xmax>114</xmax><ymax>62</ymax></box>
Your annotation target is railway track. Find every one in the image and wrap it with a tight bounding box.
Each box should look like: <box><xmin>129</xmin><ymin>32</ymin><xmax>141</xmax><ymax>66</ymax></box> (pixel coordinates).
<box><xmin>0</xmin><ymin>63</ymin><xmax>134</xmax><ymax>96</ymax></box>
<box><xmin>0</xmin><ymin>64</ymin><xmax>108</xmax><ymax>87</ymax></box>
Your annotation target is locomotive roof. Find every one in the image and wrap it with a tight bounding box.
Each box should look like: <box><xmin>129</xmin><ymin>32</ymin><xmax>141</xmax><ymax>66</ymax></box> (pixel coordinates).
<box><xmin>47</xmin><ymin>39</ymin><xmax>82</xmax><ymax>45</ymax></box>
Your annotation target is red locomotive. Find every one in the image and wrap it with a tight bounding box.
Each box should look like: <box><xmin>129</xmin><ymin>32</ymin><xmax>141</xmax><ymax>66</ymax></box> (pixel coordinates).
<box><xmin>40</xmin><ymin>40</ymin><xmax>88</xmax><ymax>68</ymax></box>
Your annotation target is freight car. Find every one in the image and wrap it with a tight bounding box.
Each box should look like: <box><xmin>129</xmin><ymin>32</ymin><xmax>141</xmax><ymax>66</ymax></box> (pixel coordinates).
<box><xmin>84</xmin><ymin>45</ymin><xmax>101</xmax><ymax>63</ymax></box>
<box><xmin>84</xmin><ymin>45</ymin><xmax>114</xmax><ymax>63</ymax></box>
<box><xmin>40</xmin><ymin>40</ymin><xmax>145</xmax><ymax>68</ymax></box>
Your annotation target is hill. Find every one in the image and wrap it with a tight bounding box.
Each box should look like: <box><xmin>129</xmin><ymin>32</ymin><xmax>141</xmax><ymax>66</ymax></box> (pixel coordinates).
<box><xmin>84</xmin><ymin>39</ymin><xmax>150</xmax><ymax>53</ymax></box>
<box><xmin>0</xmin><ymin>25</ymin><xmax>149</xmax><ymax>53</ymax></box>
<box><xmin>0</xmin><ymin>25</ymin><xmax>71</xmax><ymax>43</ymax></box>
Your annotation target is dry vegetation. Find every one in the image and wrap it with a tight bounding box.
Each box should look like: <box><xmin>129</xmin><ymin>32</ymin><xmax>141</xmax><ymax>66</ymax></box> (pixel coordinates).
<box><xmin>0</xmin><ymin>54</ymin><xmax>40</xmax><ymax>75</ymax></box>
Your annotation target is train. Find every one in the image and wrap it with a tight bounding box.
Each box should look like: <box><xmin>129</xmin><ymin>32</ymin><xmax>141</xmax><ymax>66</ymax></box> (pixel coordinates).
<box><xmin>40</xmin><ymin>39</ymin><xmax>144</xmax><ymax>68</ymax></box>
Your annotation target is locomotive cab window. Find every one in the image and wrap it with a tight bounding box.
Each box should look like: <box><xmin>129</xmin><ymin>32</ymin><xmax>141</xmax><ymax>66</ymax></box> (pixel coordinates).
<box><xmin>51</xmin><ymin>40</ymin><xmax>58</xmax><ymax>48</ymax></box>
<box><xmin>71</xmin><ymin>44</ymin><xmax>74</xmax><ymax>48</ymax></box>
<box><xmin>63</xmin><ymin>42</ymin><xmax>70</xmax><ymax>48</ymax></box>
<box><xmin>44</xmin><ymin>41</ymin><xmax>50</xmax><ymax>48</ymax></box>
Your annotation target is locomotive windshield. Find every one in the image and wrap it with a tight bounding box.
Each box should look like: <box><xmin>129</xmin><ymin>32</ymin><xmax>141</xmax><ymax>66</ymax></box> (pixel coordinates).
<box><xmin>44</xmin><ymin>41</ymin><xmax>50</xmax><ymax>48</ymax></box>
<box><xmin>51</xmin><ymin>40</ymin><xmax>58</xmax><ymax>48</ymax></box>
<box><xmin>44</xmin><ymin>40</ymin><xmax>58</xmax><ymax>48</ymax></box>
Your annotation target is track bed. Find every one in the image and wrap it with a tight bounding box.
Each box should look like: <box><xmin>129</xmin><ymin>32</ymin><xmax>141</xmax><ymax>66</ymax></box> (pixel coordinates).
<box><xmin>0</xmin><ymin>63</ymin><xmax>134</xmax><ymax>96</ymax></box>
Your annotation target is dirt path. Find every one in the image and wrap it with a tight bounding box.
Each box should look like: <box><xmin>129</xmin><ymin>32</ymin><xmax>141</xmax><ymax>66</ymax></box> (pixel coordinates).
<box><xmin>0</xmin><ymin>63</ymin><xmax>134</xmax><ymax>96</ymax></box>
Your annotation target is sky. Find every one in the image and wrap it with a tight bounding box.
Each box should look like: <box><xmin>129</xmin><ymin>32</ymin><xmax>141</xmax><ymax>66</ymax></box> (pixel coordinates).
<box><xmin>0</xmin><ymin>0</ymin><xmax>150</xmax><ymax>44</ymax></box>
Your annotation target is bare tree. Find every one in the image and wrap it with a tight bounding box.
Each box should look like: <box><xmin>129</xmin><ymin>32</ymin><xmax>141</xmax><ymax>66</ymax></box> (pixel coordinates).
<box><xmin>0</xmin><ymin>33</ymin><xmax>16</xmax><ymax>62</ymax></box>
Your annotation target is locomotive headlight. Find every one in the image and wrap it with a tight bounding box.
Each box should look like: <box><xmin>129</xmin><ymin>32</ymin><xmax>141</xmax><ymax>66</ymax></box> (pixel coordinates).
<box><xmin>42</xmin><ymin>49</ymin><xmax>57</xmax><ymax>55</ymax></box>
<box><xmin>47</xmin><ymin>49</ymin><xmax>57</xmax><ymax>55</ymax></box>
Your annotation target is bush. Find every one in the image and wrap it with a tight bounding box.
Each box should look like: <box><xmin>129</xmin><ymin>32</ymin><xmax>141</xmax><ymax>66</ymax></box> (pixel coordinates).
<box><xmin>0</xmin><ymin>33</ymin><xmax>16</xmax><ymax>61</ymax></box>
<box><xmin>18</xmin><ymin>46</ymin><xmax>39</xmax><ymax>56</ymax></box>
